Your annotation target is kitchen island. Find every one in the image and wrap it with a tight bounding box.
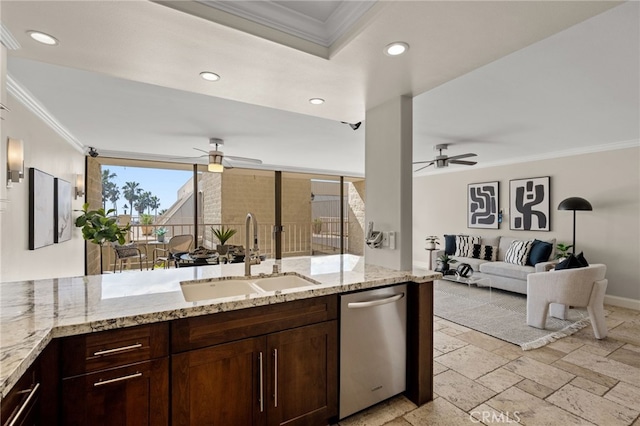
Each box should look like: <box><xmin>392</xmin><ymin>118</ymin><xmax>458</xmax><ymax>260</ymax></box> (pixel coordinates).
<box><xmin>0</xmin><ymin>254</ymin><xmax>439</xmax><ymax>424</ymax></box>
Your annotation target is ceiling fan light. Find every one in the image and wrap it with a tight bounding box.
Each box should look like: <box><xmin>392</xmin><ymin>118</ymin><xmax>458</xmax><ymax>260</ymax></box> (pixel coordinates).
<box><xmin>208</xmin><ymin>151</ymin><xmax>224</xmax><ymax>173</ymax></box>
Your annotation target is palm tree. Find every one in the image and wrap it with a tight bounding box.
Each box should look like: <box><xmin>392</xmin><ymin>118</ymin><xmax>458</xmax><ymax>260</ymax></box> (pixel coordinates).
<box><xmin>101</xmin><ymin>169</ymin><xmax>117</xmax><ymax>210</ymax></box>
<box><xmin>122</xmin><ymin>182</ymin><xmax>141</xmax><ymax>217</ymax></box>
<box><xmin>108</xmin><ymin>186</ymin><xmax>120</xmax><ymax>214</ymax></box>
<box><xmin>149</xmin><ymin>196</ymin><xmax>161</xmax><ymax>217</ymax></box>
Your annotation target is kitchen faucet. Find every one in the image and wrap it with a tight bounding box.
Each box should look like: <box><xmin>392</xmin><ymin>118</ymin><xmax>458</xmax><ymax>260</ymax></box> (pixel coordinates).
<box><xmin>245</xmin><ymin>212</ymin><xmax>260</xmax><ymax>276</ymax></box>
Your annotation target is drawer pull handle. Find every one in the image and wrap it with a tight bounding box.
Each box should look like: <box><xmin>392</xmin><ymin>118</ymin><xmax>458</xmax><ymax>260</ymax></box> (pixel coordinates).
<box><xmin>273</xmin><ymin>349</ymin><xmax>278</xmax><ymax>408</ymax></box>
<box><xmin>7</xmin><ymin>382</ymin><xmax>40</xmax><ymax>426</ymax></box>
<box><xmin>93</xmin><ymin>343</ymin><xmax>143</xmax><ymax>356</ymax></box>
<box><xmin>258</xmin><ymin>352</ymin><xmax>264</xmax><ymax>412</ymax></box>
<box><xmin>94</xmin><ymin>372</ymin><xmax>143</xmax><ymax>387</ymax></box>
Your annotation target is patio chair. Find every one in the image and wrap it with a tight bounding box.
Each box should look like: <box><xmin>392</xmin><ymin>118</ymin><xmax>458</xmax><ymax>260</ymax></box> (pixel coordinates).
<box><xmin>526</xmin><ymin>264</ymin><xmax>608</xmax><ymax>339</ymax></box>
<box><xmin>152</xmin><ymin>234</ymin><xmax>194</xmax><ymax>269</ymax></box>
<box><xmin>112</xmin><ymin>242</ymin><xmax>149</xmax><ymax>272</ymax></box>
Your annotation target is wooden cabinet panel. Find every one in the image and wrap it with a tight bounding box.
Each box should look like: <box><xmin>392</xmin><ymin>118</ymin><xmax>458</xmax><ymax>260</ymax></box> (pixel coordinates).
<box><xmin>267</xmin><ymin>321</ymin><xmax>338</xmax><ymax>426</ymax></box>
<box><xmin>61</xmin><ymin>358</ymin><xmax>168</xmax><ymax>426</ymax></box>
<box><xmin>62</xmin><ymin>323</ymin><xmax>168</xmax><ymax>377</ymax></box>
<box><xmin>172</xmin><ymin>337</ymin><xmax>266</xmax><ymax>426</ymax></box>
<box><xmin>172</xmin><ymin>296</ymin><xmax>337</xmax><ymax>353</ymax></box>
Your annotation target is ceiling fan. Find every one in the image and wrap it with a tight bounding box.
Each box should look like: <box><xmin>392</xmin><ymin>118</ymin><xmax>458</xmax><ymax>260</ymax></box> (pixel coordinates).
<box><xmin>190</xmin><ymin>138</ymin><xmax>263</xmax><ymax>172</ymax></box>
<box><xmin>413</xmin><ymin>144</ymin><xmax>477</xmax><ymax>172</ymax></box>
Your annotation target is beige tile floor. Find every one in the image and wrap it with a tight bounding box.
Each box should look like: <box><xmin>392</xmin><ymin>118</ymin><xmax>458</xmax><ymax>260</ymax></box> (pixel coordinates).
<box><xmin>339</xmin><ymin>304</ymin><xmax>640</xmax><ymax>426</ymax></box>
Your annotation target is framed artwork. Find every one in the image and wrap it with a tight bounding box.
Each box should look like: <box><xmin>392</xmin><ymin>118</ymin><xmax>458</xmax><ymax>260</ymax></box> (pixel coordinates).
<box><xmin>468</xmin><ymin>181</ymin><xmax>499</xmax><ymax>229</ymax></box>
<box><xmin>54</xmin><ymin>178</ymin><xmax>72</xmax><ymax>243</ymax></box>
<box><xmin>509</xmin><ymin>176</ymin><xmax>550</xmax><ymax>231</ymax></box>
<box><xmin>29</xmin><ymin>168</ymin><xmax>55</xmax><ymax>250</ymax></box>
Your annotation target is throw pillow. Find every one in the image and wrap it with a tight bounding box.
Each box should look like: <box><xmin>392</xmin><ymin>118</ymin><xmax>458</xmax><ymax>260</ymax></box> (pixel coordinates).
<box><xmin>444</xmin><ymin>234</ymin><xmax>456</xmax><ymax>255</ymax></box>
<box><xmin>555</xmin><ymin>253</ymin><xmax>584</xmax><ymax>270</ymax></box>
<box><xmin>527</xmin><ymin>239</ymin><xmax>553</xmax><ymax>266</ymax></box>
<box><xmin>504</xmin><ymin>240</ymin><xmax>533</xmax><ymax>266</ymax></box>
<box><xmin>454</xmin><ymin>235</ymin><xmax>480</xmax><ymax>257</ymax></box>
<box><xmin>471</xmin><ymin>244</ymin><xmax>498</xmax><ymax>261</ymax></box>
<box><xmin>576</xmin><ymin>252</ymin><xmax>589</xmax><ymax>267</ymax></box>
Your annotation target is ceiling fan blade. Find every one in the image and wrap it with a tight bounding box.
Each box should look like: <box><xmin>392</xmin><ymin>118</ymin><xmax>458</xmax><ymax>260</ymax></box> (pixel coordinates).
<box><xmin>168</xmin><ymin>153</ymin><xmax>207</xmax><ymax>160</ymax></box>
<box><xmin>449</xmin><ymin>160</ymin><xmax>477</xmax><ymax>166</ymax></box>
<box><xmin>446</xmin><ymin>153</ymin><xmax>477</xmax><ymax>161</ymax></box>
<box><xmin>414</xmin><ymin>163</ymin><xmax>434</xmax><ymax>173</ymax></box>
<box><xmin>193</xmin><ymin>147</ymin><xmax>209</xmax><ymax>154</ymax></box>
<box><xmin>412</xmin><ymin>160</ymin><xmax>435</xmax><ymax>165</ymax></box>
<box><xmin>225</xmin><ymin>155</ymin><xmax>263</xmax><ymax>164</ymax></box>
<box><xmin>222</xmin><ymin>158</ymin><xmax>234</xmax><ymax>169</ymax></box>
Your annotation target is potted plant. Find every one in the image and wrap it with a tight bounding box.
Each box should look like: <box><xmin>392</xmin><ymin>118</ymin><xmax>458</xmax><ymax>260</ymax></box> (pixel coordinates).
<box><xmin>436</xmin><ymin>253</ymin><xmax>457</xmax><ymax>274</ymax></box>
<box><xmin>155</xmin><ymin>227</ymin><xmax>167</xmax><ymax>243</ymax></box>
<box><xmin>211</xmin><ymin>225</ymin><xmax>237</xmax><ymax>255</ymax></box>
<box><xmin>555</xmin><ymin>243</ymin><xmax>574</xmax><ymax>260</ymax></box>
<box><xmin>312</xmin><ymin>218</ymin><xmax>323</xmax><ymax>234</ymax></box>
<box><xmin>425</xmin><ymin>236</ymin><xmax>440</xmax><ymax>250</ymax></box>
<box><xmin>140</xmin><ymin>214</ymin><xmax>154</xmax><ymax>236</ymax></box>
<box><xmin>75</xmin><ymin>203</ymin><xmax>131</xmax><ymax>274</ymax></box>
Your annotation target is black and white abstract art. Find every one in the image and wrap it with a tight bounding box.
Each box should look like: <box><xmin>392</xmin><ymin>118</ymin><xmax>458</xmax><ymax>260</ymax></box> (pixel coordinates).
<box><xmin>29</xmin><ymin>168</ymin><xmax>55</xmax><ymax>250</ymax></box>
<box><xmin>509</xmin><ymin>176</ymin><xmax>550</xmax><ymax>231</ymax></box>
<box><xmin>54</xmin><ymin>178</ymin><xmax>72</xmax><ymax>243</ymax></box>
<box><xmin>468</xmin><ymin>181</ymin><xmax>499</xmax><ymax>229</ymax></box>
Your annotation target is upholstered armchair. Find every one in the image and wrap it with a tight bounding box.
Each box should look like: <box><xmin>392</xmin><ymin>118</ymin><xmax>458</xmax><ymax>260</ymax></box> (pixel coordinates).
<box><xmin>526</xmin><ymin>264</ymin><xmax>608</xmax><ymax>339</ymax></box>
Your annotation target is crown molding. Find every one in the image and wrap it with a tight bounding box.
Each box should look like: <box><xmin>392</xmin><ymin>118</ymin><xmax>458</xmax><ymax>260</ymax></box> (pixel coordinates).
<box><xmin>7</xmin><ymin>74</ymin><xmax>85</xmax><ymax>154</ymax></box>
<box><xmin>0</xmin><ymin>23</ymin><xmax>20</xmax><ymax>50</ymax></box>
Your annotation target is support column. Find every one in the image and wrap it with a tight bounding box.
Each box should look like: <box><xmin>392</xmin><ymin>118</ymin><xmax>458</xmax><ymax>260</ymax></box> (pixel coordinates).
<box><xmin>364</xmin><ymin>96</ymin><xmax>413</xmax><ymax>270</ymax></box>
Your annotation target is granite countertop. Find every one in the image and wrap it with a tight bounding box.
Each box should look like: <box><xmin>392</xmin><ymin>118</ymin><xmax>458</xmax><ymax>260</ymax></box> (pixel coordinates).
<box><xmin>0</xmin><ymin>254</ymin><xmax>439</xmax><ymax>398</ymax></box>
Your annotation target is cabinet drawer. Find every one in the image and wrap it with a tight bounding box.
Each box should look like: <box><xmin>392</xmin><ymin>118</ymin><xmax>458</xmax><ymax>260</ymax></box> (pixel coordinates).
<box><xmin>1</xmin><ymin>364</ymin><xmax>40</xmax><ymax>426</ymax></box>
<box><xmin>61</xmin><ymin>358</ymin><xmax>169</xmax><ymax>426</ymax></box>
<box><xmin>62</xmin><ymin>323</ymin><xmax>169</xmax><ymax>377</ymax></box>
<box><xmin>172</xmin><ymin>295</ymin><xmax>338</xmax><ymax>352</ymax></box>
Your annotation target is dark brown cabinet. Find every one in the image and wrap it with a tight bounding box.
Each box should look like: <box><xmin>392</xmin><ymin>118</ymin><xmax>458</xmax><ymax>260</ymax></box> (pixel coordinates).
<box><xmin>59</xmin><ymin>323</ymin><xmax>169</xmax><ymax>426</ymax></box>
<box><xmin>171</xmin><ymin>296</ymin><xmax>338</xmax><ymax>426</ymax></box>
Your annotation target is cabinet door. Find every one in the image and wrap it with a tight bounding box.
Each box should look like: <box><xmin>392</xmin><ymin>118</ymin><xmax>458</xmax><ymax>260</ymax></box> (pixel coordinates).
<box><xmin>267</xmin><ymin>321</ymin><xmax>338</xmax><ymax>426</ymax></box>
<box><xmin>172</xmin><ymin>337</ymin><xmax>266</xmax><ymax>426</ymax></box>
<box><xmin>61</xmin><ymin>358</ymin><xmax>169</xmax><ymax>426</ymax></box>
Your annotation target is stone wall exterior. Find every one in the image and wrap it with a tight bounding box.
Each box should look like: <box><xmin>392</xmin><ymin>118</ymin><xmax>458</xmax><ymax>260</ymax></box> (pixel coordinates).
<box><xmin>348</xmin><ymin>180</ymin><xmax>365</xmax><ymax>255</ymax></box>
<box><xmin>86</xmin><ymin>157</ymin><xmax>103</xmax><ymax>275</ymax></box>
<box><xmin>282</xmin><ymin>177</ymin><xmax>312</xmax><ymax>256</ymax></box>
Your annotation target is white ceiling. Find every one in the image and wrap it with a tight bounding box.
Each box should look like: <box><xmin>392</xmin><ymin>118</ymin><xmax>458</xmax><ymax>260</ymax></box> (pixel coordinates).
<box><xmin>1</xmin><ymin>1</ymin><xmax>638</xmax><ymax>177</ymax></box>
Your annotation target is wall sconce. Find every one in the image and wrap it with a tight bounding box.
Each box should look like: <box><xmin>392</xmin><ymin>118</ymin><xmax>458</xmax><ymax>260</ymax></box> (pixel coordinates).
<box><xmin>7</xmin><ymin>137</ymin><xmax>24</xmax><ymax>187</ymax></box>
<box><xmin>75</xmin><ymin>173</ymin><xmax>85</xmax><ymax>199</ymax></box>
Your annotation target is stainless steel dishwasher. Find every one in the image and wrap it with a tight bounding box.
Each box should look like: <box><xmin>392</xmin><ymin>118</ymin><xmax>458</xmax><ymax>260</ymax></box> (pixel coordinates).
<box><xmin>339</xmin><ymin>284</ymin><xmax>407</xmax><ymax>419</ymax></box>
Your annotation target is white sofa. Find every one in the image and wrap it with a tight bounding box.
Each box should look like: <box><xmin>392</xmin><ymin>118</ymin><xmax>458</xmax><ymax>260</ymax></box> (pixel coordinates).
<box><xmin>432</xmin><ymin>236</ymin><xmax>557</xmax><ymax>294</ymax></box>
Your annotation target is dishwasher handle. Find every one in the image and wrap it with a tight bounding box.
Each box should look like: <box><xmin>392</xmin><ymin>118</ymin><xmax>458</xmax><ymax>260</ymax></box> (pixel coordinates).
<box><xmin>347</xmin><ymin>293</ymin><xmax>404</xmax><ymax>309</ymax></box>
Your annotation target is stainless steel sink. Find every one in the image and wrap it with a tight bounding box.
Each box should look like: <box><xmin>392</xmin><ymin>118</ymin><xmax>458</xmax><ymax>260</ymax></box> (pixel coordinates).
<box><xmin>180</xmin><ymin>274</ymin><xmax>318</xmax><ymax>302</ymax></box>
<box><xmin>180</xmin><ymin>279</ymin><xmax>258</xmax><ymax>302</ymax></box>
<box><xmin>252</xmin><ymin>275</ymin><xmax>317</xmax><ymax>292</ymax></box>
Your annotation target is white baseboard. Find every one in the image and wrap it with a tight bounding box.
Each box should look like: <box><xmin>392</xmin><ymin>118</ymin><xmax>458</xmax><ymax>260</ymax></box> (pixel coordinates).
<box><xmin>604</xmin><ymin>295</ymin><xmax>640</xmax><ymax>311</ymax></box>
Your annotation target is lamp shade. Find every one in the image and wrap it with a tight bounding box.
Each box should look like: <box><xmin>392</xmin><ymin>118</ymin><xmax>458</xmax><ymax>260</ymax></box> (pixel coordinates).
<box><xmin>558</xmin><ymin>197</ymin><xmax>592</xmax><ymax>211</ymax></box>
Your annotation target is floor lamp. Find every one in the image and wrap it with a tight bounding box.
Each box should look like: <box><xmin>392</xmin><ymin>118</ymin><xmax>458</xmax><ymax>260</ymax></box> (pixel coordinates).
<box><xmin>557</xmin><ymin>197</ymin><xmax>592</xmax><ymax>254</ymax></box>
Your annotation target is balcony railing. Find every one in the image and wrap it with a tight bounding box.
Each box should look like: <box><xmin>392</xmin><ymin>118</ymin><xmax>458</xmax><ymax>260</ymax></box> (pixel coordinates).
<box><xmin>100</xmin><ymin>220</ymin><xmax>352</xmax><ymax>272</ymax></box>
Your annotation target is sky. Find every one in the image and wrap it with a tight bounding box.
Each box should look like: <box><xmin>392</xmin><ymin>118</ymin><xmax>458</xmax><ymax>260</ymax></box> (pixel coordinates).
<box><xmin>102</xmin><ymin>165</ymin><xmax>193</xmax><ymax>217</ymax></box>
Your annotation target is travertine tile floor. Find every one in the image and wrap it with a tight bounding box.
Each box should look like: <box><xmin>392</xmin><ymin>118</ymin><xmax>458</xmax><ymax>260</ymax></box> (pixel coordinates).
<box><xmin>339</xmin><ymin>304</ymin><xmax>640</xmax><ymax>426</ymax></box>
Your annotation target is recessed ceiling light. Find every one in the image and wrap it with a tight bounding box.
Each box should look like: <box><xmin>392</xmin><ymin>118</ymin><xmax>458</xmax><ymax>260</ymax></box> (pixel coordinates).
<box><xmin>27</xmin><ymin>31</ymin><xmax>58</xmax><ymax>46</ymax></box>
<box><xmin>385</xmin><ymin>42</ymin><xmax>409</xmax><ymax>56</ymax></box>
<box><xmin>309</xmin><ymin>98</ymin><xmax>325</xmax><ymax>105</ymax></box>
<box><xmin>200</xmin><ymin>71</ymin><xmax>220</xmax><ymax>81</ymax></box>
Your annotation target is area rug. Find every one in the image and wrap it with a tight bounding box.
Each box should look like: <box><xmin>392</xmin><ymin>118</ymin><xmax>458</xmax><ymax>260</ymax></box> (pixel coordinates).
<box><xmin>434</xmin><ymin>280</ymin><xmax>595</xmax><ymax>350</ymax></box>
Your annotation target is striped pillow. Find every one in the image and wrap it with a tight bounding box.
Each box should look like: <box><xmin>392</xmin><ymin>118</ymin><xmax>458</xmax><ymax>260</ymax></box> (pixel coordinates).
<box><xmin>471</xmin><ymin>244</ymin><xmax>498</xmax><ymax>261</ymax></box>
<box><xmin>454</xmin><ymin>235</ymin><xmax>481</xmax><ymax>257</ymax></box>
<box><xmin>504</xmin><ymin>240</ymin><xmax>534</xmax><ymax>265</ymax></box>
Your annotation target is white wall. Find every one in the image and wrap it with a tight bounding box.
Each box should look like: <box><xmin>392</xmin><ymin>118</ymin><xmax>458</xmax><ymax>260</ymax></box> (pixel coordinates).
<box><xmin>413</xmin><ymin>146</ymin><xmax>640</xmax><ymax>303</ymax></box>
<box><xmin>365</xmin><ymin>96</ymin><xmax>413</xmax><ymax>270</ymax></box>
<box><xmin>0</xmin><ymin>93</ymin><xmax>85</xmax><ymax>282</ymax></box>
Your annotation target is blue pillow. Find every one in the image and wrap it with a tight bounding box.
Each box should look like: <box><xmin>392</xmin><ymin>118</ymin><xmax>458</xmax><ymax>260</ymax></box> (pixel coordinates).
<box><xmin>555</xmin><ymin>253</ymin><xmax>584</xmax><ymax>270</ymax></box>
<box><xmin>527</xmin><ymin>239</ymin><xmax>553</xmax><ymax>266</ymax></box>
<box><xmin>444</xmin><ymin>234</ymin><xmax>456</xmax><ymax>255</ymax></box>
